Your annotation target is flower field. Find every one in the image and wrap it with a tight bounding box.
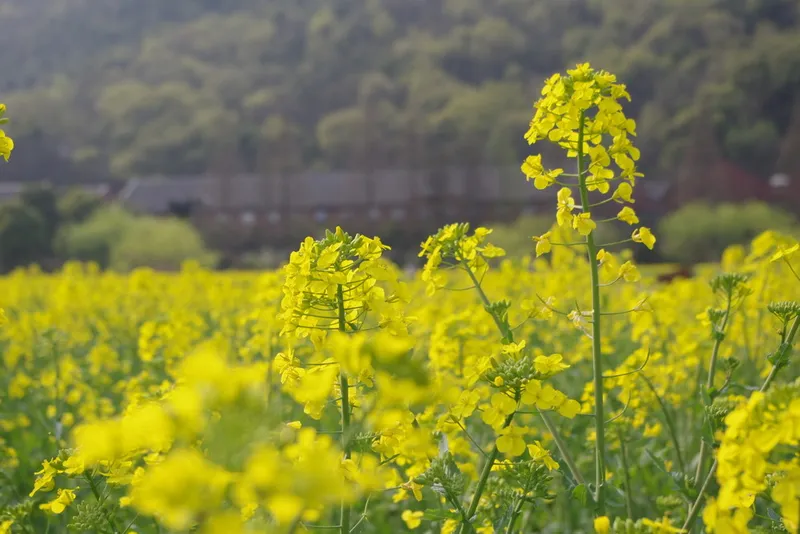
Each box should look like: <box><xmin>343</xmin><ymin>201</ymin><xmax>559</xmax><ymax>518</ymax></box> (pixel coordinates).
<box><xmin>2</xmin><ymin>65</ymin><xmax>800</xmax><ymax>534</ymax></box>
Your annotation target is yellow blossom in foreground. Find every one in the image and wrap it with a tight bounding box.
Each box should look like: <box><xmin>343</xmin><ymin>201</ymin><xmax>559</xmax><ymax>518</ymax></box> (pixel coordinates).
<box><xmin>496</xmin><ymin>425</ymin><xmax>527</xmax><ymax>457</ymax></box>
<box><xmin>632</xmin><ymin>227</ymin><xmax>656</xmax><ymax>250</ymax></box>
<box><xmin>594</xmin><ymin>516</ymin><xmax>611</xmax><ymax>533</ymax></box>
<box><xmin>402</xmin><ymin>510</ymin><xmax>424</xmax><ymax>529</ymax></box>
<box><xmin>534</xmin><ymin>232</ymin><xmax>552</xmax><ymax>256</ymax></box>
<box><xmin>39</xmin><ymin>488</ymin><xmax>77</xmax><ymax>514</ymax></box>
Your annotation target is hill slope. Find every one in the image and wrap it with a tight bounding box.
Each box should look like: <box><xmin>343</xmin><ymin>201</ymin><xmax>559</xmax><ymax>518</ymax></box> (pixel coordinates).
<box><xmin>1</xmin><ymin>0</ymin><xmax>799</xmax><ymax>180</ymax></box>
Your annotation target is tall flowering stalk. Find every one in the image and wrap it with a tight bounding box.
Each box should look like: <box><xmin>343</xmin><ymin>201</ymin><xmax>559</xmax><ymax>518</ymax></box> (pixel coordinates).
<box><xmin>521</xmin><ymin>63</ymin><xmax>655</xmax><ymax>514</ymax></box>
<box><xmin>278</xmin><ymin>227</ymin><xmax>408</xmax><ymax>534</ymax></box>
<box><xmin>419</xmin><ymin>223</ymin><xmax>581</xmax><ymax>533</ymax></box>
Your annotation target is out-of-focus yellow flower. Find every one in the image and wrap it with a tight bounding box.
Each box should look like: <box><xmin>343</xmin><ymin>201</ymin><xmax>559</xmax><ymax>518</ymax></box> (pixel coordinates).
<box><xmin>594</xmin><ymin>516</ymin><xmax>611</xmax><ymax>533</ymax></box>
<box><xmin>402</xmin><ymin>510</ymin><xmax>424</xmax><ymax>529</ymax></box>
<box><xmin>39</xmin><ymin>488</ymin><xmax>77</xmax><ymax>514</ymax></box>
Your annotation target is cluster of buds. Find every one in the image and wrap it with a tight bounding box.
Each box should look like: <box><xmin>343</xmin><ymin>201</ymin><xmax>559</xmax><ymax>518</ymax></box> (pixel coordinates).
<box><xmin>414</xmin><ymin>452</ymin><xmax>467</xmax><ymax>502</ymax></box>
<box><xmin>483</xmin><ymin>340</ymin><xmax>571</xmax><ymax>396</ymax></box>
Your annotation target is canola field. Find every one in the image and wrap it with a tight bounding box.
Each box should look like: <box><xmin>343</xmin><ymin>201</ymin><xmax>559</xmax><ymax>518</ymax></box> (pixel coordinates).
<box><xmin>1</xmin><ymin>227</ymin><xmax>798</xmax><ymax>534</ymax></box>
<box><xmin>1</xmin><ymin>64</ymin><xmax>800</xmax><ymax>534</ymax></box>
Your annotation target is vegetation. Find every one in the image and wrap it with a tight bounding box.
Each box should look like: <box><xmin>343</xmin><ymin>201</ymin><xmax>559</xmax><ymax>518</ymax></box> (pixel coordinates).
<box><xmin>58</xmin><ymin>205</ymin><xmax>216</xmax><ymax>271</ymax></box>
<box><xmin>1</xmin><ymin>63</ymin><xmax>799</xmax><ymax>534</ymax></box>
<box><xmin>658</xmin><ymin>202</ymin><xmax>799</xmax><ymax>264</ymax></box>
<box><xmin>2</xmin><ymin>0</ymin><xmax>800</xmax><ymax>180</ymax></box>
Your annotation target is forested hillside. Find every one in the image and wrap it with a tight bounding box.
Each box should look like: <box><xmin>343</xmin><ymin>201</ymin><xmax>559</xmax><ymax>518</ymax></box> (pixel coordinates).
<box><xmin>1</xmin><ymin>0</ymin><xmax>799</xmax><ymax>180</ymax></box>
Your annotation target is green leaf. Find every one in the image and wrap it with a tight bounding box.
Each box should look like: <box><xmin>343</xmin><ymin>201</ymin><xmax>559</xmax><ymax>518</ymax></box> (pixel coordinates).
<box><xmin>572</xmin><ymin>484</ymin><xmax>588</xmax><ymax>506</ymax></box>
<box><xmin>644</xmin><ymin>450</ymin><xmax>669</xmax><ymax>474</ymax></box>
<box><xmin>767</xmin><ymin>507</ymin><xmax>781</xmax><ymax>522</ymax></box>
<box><xmin>422</xmin><ymin>509</ymin><xmax>460</xmax><ymax>522</ymax></box>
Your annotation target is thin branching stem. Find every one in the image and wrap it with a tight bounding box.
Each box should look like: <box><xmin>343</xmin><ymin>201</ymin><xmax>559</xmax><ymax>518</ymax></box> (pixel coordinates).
<box><xmin>605</xmin><ymin>390</ymin><xmax>632</xmax><ymax>424</ymax></box>
<box><xmin>597</xmin><ymin>238</ymin><xmax>634</xmax><ymax>247</ymax></box>
<box><xmin>450</xmin><ymin>415</ymin><xmax>489</xmax><ymax>457</ymax></box>
<box><xmin>505</xmin><ymin>497</ymin><xmax>525</xmax><ymax>534</ymax></box>
<box><xmin>618</xmin><ymin>431</ymin><xmax>634</xmax><ymax>520</ymax></box>
<box><xmin>639</xmin><ymin>375</ymin><xmax>686</xmax><ymax>475</ymax></box>
<box><xmin>539</xmin><ymin>411</ymin><xmax>587</xmax><ymax>487</ymax></box>
<box><xmin>603</xmin><ymin>349</ymin><xmax>651</xmax><ymax>378</ymax></box>
<box><xmin>694</xmin><ymin>295</ymin><xmax>732</xmax><ymax>486</ymax></box>
<box><xmin>85</xmin><ymin>472</ymin><xmax>118</xmax><ymax>534</ymax></box>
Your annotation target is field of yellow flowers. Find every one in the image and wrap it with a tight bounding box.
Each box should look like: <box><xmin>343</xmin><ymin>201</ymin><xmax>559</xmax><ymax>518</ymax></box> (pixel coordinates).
<box><xmin>2</xmin><ymin>65</ymin><xmax>800</xmax><ymax>534</ymax></box>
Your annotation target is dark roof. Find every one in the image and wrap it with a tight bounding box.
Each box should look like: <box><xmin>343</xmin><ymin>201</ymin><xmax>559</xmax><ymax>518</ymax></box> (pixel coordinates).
<box><xmin>118</xmin><ymin>168</ymin><xmax>557</xmax><ymax>213</ymax></box>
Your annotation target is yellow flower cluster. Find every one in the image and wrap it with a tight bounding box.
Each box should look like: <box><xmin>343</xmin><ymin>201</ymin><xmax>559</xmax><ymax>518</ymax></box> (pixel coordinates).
<box><xmin>0</xmin><ymin>103</ymin><xmax>13</xmax><ymax>161</ymax></box>
<box><xmin>522</xmin><ymin>63</ymin><xmax>655</xmax><ymax>251</ymax></box>
<box><xmin>28</xmin><ymin>344</ymin><xmax>380</xmax><ymax>532</ymax></box>
<box><xmin>0</xmin><ymin>227</ymin><xmax>793</xmax><ymax>533</ymax></box>
<box><xmin>279</xmin><ymin>226</ymin><xmax>408</xmax><ymax>344</ymax></box>
<box><xmin>705</xmin><ymin>380</ymin><xmax>800</xmax><ymax>532</ymax></box>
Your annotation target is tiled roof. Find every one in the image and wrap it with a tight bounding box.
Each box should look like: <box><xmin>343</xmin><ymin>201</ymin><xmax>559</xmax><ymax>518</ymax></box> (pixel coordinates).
<box><xmin>119</xmin><ymin>168</ymin><xmax>557</xmax><ymax>213</ymax></box>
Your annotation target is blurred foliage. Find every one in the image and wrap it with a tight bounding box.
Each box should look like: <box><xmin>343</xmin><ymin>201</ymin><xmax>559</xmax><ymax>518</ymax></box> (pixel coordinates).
<box><xmin>57</xmin><ymin>188</ymin><xmax>103</xmax><ymax>224</ymax></box>
<box><xmin>109</xmin><ymin>216</ymin><xmax>217</xmax><ymax>271</ymax></box>
<box><xmin>488</xmin><ymin>215</ymin><xmax>553</xmax><ymax>259</ymax></box>
<box><xmin>58</xmin><ymin>204</ymin><xmax>217</xmax><ymax>271</ymax></box>
<box><xmin>237</xmin><ymin>248</ymin><xmax>288</xmax><ymax>271</ymax></box>
<box><xmin>20</xmin><ymin>184</ymin><xmax>59</xmax><ymax>247</ymax></box>
<box><xmin>0</xmin><ymin>201</ymin><xmax>49</xmax><ymax>271</ymax></box>
<box><xmin>57</xmin><ymin>204</ymin><xmax>137</xmax><ymax>268</ymax></box>
<box><xmin>658</xmin><ymin>201</ymin><xmax>799</xmax><ymax>264</ymax></box>
<box><xmin>1</xmin><ymin>0</ymin><xmax>799</xmax><ymax>178</ymax></box>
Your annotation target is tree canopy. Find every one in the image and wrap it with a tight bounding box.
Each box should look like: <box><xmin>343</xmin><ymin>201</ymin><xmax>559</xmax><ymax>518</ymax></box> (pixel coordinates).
<box><xmin>1</xmin><ymin>0</ymin><xmax>799</xmax><ymax>180</ymax></box>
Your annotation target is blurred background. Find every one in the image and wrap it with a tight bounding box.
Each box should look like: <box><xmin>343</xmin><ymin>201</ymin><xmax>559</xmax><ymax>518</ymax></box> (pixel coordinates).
<box><xmin>0</xmin><ymin>0</ymin><xmax>798</xmax><ymax>272</ymax></box>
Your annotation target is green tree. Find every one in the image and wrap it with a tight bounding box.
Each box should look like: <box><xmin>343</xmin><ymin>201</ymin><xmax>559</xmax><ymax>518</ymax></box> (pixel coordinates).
<box><xmin>658</xmin><ymin>202</ymin><xmax>799</xmax><ymax>264</ymax></box>
<box><xmin>2</xmin><ymin>0</ymin><xmax>800</xmax><ymax>179</ymax></box>
<box><xmin>0</xmin><ymin>202</ymin><xmax>49</xmax><ymax>272</ymax></box>
<box><xmin>57</xmin><ymin>188</ymin><xmax>103</xmax><ymax>224</ymax></box>
<box><xmin>20</xmin><ymin>184</ymin><xmax>59</xmax><ymax>247</ymax></box>
<box><xmin>110</xmin><ymin>216</ymin><xmax>217</xmax><ymax>271</ymax></box>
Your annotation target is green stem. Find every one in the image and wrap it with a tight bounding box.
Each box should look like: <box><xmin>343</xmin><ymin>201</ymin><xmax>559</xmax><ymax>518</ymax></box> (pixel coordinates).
<box><xmin>457</xmin><ymin>412</ymin><xmax>516</xmax><ymax>534</ymax></box>
<box><xmin>783</xmin><ymin>257</ymin><xmax>800</xmax><ymax>282</ymax></box>
<box><xmin>336</xmin><ymin>284</ymin><xmax>352</xmax><ymax>534</ymax></box>
<box><xmin>682</xmin><ymin>459</ymin><xmax>717</xmax><ymax>531</ymax></box>
<box><xmin>574</xmin><ymin>110</ymin><xmax>606</xmax><ymax>514</ymax></box>
<box><xmin>618</xmin><ymin>429</ymin><xmax>634</xmax><ymax>519</ymax></box>
<box><xmin>463</xmin><ymin>261</ymin><xmax>511</xmax><ymax>342</ymax></box>
<box><xmin>462</xmin><ymin>259</ymin><xmax>589</xmax><ymax>526</ymax></box>
<box><xmin>287</xmin><ymin>515</ymin><xmax>304</xmax><ymax>534</ymax></box>
<box><xmin>539</xmin><ymin>411</ymin><xmax>586</xmax><ymax>487</ymax></box>
<box><xmin>694</xmin><ymin>297</ymin><xmax>732</xmax><ymax>486</ymax></box>
<box><xmin>640</xmin><ymin>375</ymin><xmax>687</xmax><ymax>475</ymax></box>
<box><xmin>682</xmin><ymin>315</ymin><xmax>800</xmax><ymax>531</ymax></box>
<box><xmin>761</xmin><ymin>315</ymin><xmax>799</xmax><ymax>392</ymax></box>
<box><xmin>445</xmin><ymin>487</ymin><xmax>471</xmax><ymax>525</ymax></box>
<box><xmin>85</xmin><ymin>472</ymin><xmax>118</xmax><ymax>534</ymax></box>
<box><xmin>506</xmin><ymin>497</ymin><xmax>525</xmax><ymax>534</ymax></box>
